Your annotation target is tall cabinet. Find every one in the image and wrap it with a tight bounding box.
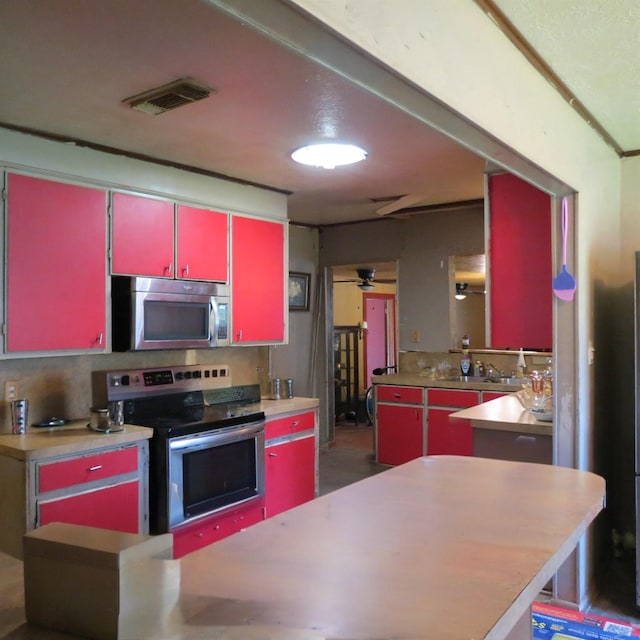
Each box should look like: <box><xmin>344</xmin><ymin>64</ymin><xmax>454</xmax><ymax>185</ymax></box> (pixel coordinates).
<box><xmin>333</xmin><ymin>326</ymin><xmax>360</xmax><ymax>420</ymax></box>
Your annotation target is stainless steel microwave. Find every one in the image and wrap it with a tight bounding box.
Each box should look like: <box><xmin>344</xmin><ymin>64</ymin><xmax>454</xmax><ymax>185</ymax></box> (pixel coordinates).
<box><xmin>111</xmin><ymin>276</ymin><xmax>230</xmax><ymax>351</ymax></box>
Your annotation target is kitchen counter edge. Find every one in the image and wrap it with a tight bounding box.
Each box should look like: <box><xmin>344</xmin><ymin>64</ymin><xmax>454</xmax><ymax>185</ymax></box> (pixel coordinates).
<box><xmin>372</xmin><ymin>372</ymin><xmax>522</xmax><ymax>392</ymax></box>
<box><xmin>0</xmin><ymin>399</ymin><xmax>320</xmax><ymax>461</ymax></box>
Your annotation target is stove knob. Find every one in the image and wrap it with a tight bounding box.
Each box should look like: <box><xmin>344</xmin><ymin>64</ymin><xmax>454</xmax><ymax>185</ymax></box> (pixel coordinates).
<box><xmin>193</xmin><ymin>370</ymin><xmax>202</xmax><ymax>379</ymax></box>
<box><xmin>184</xmin><ymin>371</ymin><xmax>192</xmax><ymax>379</ymax></box>
<box><xmin>175</xmin><ymin>372</ymin><xmax>183</xmax><ymax>380</ymax></box>
<box><xmin>121</xmin><ymin>375</ymin><xmax>130</xmax><ymax>386</ymax></box>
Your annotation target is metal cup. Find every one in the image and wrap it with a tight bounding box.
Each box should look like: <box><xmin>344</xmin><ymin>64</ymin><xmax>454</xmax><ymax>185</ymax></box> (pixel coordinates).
<box><xmin>108</xmin><ymin>400</ymin><xmax>124</xmax><ymax>426</ymax></box>
<box><xmin>10</xmin><ymin>399</ymin><xmax>28</xmax><ymax>434</ymax></box>
<box><xmin>271</xmin><ymin>378</ymin><xmax>282</xmax><ymax>400</ymax></box>
<box><xmin>285</xmin><ymin>378</ymin><xmax>294</xmax><ymax>399</ymax></box>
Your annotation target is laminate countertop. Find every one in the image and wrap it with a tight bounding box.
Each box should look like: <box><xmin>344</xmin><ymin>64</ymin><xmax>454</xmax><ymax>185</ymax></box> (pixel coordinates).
<box><xmin>0</xmin><ymin>455</ymin><xmax>605</xmax><ymax>640</ymax></box>
<box><xmin>451</xmin><ymin>393</ymin><xmax>553</xmax><ymax>436</ymax></box>
<box><xmin>372</xmin><ymin>372</ymin><xmax>523</xmax><ymax>393</ymax></box>
<box><xmin>0</xmin><ymin>399</ymin><xmax>319</xmax><ymax>462</ymax></box>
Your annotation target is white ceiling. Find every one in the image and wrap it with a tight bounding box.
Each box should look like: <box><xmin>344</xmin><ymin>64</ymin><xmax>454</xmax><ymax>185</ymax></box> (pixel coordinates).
<box><xmin>0</xmin><ymin>0</ymin><xmax>635</xmax><ymax>230</ymax></box>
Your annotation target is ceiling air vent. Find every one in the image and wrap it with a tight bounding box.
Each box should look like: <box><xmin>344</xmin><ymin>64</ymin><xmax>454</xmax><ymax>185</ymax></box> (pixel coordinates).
<box><xmin>123</xmin><ymin>78</ymin><xmax>213</xmax><ymax>115</ymax></box>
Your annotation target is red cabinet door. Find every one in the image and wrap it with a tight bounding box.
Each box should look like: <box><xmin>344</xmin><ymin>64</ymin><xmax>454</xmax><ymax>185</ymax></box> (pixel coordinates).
<box><xmin>231</xmin><ymin>215</ymin><xmax>284</xmax><ymax>343</ymax></box>
<box><xmin>172</xmin><ymin>500</ymin><xmax>265</xmax><ymax>558</ymax></box>
<box><xmin>488</xmin><ymin>173</ymin><xmax>552</xmax><ymax>350</ymax></box>
<box><xmin>265</xmin><ymin>435</ymin><xmax>315</xmax><ymax>518</ymax></box>
<box><xmin>6</xmin><ymin>173</ymin><xmax>107</xmax><ymax>352</ymax></box>
<box><xmin>176</xmin><ymin>205</ymin><xmax>228</xmax><ymax>282</ymax></box>
<box><xmin>38</xmin><ymin>480</ymin><xmax>139</xmax><ymax>533</ymax></box>
<box><xmin>111</xmin><ymin>191</ymin><xmax>174</xmax><ymax>277</ymax></box>
<box><xmin>427</xmin><ymin>408</ymin><xmax>473</xmax><ymax>456</ymax></box>
<box><xmin>376</xmin><ymin>404</ymin><xmax>424</xmax><ymax>466</ymax></box>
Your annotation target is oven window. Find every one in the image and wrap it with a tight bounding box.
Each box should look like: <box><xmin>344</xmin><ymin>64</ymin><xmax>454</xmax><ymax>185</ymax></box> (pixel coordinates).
<box><xmin>182</xmin><ymin>438</ymin><xmax>257</xmax><ymax>518</ymax></box>
<box><xmin>144</xmin><ymin>300</ymin><xmax>209</xmax><ymax>340</ymax></box>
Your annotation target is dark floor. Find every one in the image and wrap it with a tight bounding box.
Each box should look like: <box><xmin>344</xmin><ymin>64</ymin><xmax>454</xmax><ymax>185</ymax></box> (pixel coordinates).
<box><xmin>319</xmin><ymin>420</ymin><xmax>640</xmax><ymax>627</ymax></box>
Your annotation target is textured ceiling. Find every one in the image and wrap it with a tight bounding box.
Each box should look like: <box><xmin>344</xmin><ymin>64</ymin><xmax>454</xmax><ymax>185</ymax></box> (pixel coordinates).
<box><xmin>0</xmin><ymin>0</ymin><xmax>635</xmax><ymax>232</ymax></box>
<box><xmin>491</xmin><ymin>0</ymin><xmax>640</xmax><ymax>153</ymax></box>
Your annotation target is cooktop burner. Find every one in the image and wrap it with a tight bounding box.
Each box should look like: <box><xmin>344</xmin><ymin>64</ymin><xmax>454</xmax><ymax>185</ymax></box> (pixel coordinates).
<box><xmin>93</xmin><ymin>365</ymin><xmax>264</xmax><ymax>437</ymax></box>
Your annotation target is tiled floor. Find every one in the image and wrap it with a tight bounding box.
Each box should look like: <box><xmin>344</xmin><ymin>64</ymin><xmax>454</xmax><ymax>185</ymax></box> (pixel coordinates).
<box><xmin>320</xmin><ymin>421</ymin><xmax>640</xmax><ymax>627</ymax></box>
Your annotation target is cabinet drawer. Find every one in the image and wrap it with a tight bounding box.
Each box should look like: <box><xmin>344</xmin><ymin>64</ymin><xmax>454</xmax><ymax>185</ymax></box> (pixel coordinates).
<box><xmin>38</xmin><ymin>447</ymin><xmax>139</xmax><ymax>493</ymax></box>
<box><xmin>172</xmin><ymin>500</ymin><xmax>264</xmax><ymax>558</ymax></box>
<box><xmin>482</xmin><ymin>391</ymin><xmax>510</xmax><ymax>402</ymax></box>
<box><xmin>428</xmin><ymin>388</ymin><xmax>479</xmax><ymax>408</ymax></box>
<box><xmin>376</xmin><ymin>385</ymin><xmax>423</xmax><ymax>404</ymax></box>
<box><xmin>266</xmin><ymin>411</ymin><xmax>315</xmax><ymax>440</ymax></box>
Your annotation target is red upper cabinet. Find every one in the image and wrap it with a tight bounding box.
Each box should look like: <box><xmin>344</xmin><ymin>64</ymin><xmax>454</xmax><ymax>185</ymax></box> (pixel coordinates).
<box><xmin>488</xmin><ymin>173</ymin><xmax>552</xmax><ymax>350</ymax></box>
<box><xmin>231</xmin><ymin>215</ymin><xmax>285</xmax><ymax>343</ymax></box>
<box><xmin>176</xmin><ymin>205</ymin><xmax>228</xmax><ymax>282</ymax></box>
<box><xmin>111</xmin><ymin>192</ymin><xmax>175</xmax><ymax>278</ymax></box>
<box><xmin>6</xmin><ymin>173</ymin><xmax>107</xmax><ymax>353</ymax></box>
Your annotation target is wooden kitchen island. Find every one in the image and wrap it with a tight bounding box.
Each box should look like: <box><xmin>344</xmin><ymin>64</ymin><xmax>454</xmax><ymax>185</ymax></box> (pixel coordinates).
<box><xmin>0</xmin><ymin>456</ymin><xmax>604</xmax><ymax>640</ymax></box>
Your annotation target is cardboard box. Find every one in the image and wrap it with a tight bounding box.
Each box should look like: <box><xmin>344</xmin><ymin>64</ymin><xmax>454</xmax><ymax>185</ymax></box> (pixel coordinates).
<box><xmin>533</xmin><ymin>602</ymin><xmax>640</xmax><ymax>639</ymax></box>
<box><xmin>24</xmin><ymin>522</ymin><xmax>175</xmax><ymax>640</ymax></box>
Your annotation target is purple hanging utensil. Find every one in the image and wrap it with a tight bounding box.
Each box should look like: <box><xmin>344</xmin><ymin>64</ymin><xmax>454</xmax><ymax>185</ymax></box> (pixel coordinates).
<box><xmin>553</xmin><ymin>197</ymin><xmax>576</xmax><ymax>301</ymax></box>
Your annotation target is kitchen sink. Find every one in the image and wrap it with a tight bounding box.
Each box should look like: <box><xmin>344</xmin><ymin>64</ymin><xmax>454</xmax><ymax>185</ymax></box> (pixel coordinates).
<box><xmin>442</xmin><ymin>375</ymin><xmax>524</xmax><ymax>385</ymax></box>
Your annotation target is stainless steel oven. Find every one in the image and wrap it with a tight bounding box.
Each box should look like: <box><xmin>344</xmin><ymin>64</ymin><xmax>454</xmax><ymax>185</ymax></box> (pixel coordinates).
<box><xmin>92</xmin><ymin>365</ymin><xmax>265</xmax><ymax>534</ymax></box>
<box><xmin>164</xmin><ymin>417</ymin><xmax>264</xmax><ymax>529</ymax></box>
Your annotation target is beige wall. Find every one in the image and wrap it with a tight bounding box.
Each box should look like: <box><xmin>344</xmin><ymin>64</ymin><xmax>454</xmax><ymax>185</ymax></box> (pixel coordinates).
<box><xmin>290</xmin><ymin>0</ymin><xmax>623</xmax><ymax>607</ymax></box>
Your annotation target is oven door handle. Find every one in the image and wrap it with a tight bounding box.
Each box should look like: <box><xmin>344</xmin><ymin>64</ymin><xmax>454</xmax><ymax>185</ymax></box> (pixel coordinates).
<box><xmin>168</xmin><ymin>420</ymin><xmax>265</xmax><ymax>452</ymax></box>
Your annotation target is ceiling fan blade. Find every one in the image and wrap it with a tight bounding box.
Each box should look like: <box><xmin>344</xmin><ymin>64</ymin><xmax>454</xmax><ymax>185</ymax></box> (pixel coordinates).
<box><xmin>376</xmin><ymin>194</ymin><xmax>428</xmax><ymax>216</ymax></box>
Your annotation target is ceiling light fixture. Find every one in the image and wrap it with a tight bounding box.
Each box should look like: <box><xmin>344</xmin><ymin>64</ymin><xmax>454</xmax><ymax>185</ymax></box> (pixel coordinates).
<box><xmin>455</xmin><ymin>283</ymin><xmax>468</xmax><ymax>300</ymax></box>
<box><xmin>291</xmin><ymin>143</ymin><xmax>367</xmax><ymax>169</ymax></box>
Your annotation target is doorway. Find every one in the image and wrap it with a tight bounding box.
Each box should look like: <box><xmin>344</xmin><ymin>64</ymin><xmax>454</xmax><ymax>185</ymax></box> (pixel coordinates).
<box><xmin>363</xmin><ymin>292</ymin><xmax>397</xmax><ymax>389</ymax></box>
<box><xmin>327</xmin><ymin>261</ymin><xmax>398</xmax><ymax>428</ymax></box>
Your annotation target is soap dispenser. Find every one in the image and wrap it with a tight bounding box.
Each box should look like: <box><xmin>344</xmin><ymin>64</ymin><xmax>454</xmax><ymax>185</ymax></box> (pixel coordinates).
<box><xmin>460</xmin><ymin>335</ymin><xmax>471</xmax><ymax>376</ymax></box>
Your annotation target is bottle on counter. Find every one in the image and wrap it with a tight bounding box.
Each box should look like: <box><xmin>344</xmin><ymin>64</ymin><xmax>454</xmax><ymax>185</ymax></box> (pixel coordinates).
<box><xmin>516</xmin><ymin>348</ymin><xmax>526</xmax><ymax>378</ymax></box>
<box><xmin>460</xmin><ymin>334</ymin><xmax>472</xmax><ymax>376</ymax></box>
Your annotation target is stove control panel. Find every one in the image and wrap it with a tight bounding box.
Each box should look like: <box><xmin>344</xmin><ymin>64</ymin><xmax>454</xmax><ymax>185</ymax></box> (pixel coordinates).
<box><xmin>93</xmin><ymin>364</ymin><xmax>231</xmax><ymax>402</ymax></box>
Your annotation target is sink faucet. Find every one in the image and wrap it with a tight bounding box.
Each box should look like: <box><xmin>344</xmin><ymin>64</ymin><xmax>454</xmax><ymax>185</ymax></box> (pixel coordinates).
<box><xmin>484</xmin><ymin>363</ymin><xmax>504</xmax><ymax>377</ymax></box>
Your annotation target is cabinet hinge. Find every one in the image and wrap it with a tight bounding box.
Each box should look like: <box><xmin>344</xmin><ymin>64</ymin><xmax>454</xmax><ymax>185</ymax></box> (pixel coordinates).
<box><xmin>0</xmin><ymin>188</ymin><xmax>6</xmax><ymax>201</ymax></box>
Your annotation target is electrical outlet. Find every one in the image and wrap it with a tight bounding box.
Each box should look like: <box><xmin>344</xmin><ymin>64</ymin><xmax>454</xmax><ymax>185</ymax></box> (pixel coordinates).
<box><xmin>4</xmin><ymin>380</ymin><xmax>18</xmax><ymax>403</ymax></box>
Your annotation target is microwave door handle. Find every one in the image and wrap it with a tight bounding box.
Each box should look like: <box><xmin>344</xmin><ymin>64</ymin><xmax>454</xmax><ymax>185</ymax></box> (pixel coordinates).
<box><xmin>209</xmin><ymin>300</ymin><xmax>218</xmax><ymax>346</ymax></box>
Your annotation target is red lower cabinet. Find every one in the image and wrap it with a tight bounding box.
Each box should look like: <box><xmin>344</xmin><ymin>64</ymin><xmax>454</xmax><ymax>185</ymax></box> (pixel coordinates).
<box><xmin>265</xmin><ymin>435</ymin><xmax>315</xmax><ymax>518</ymax></box>
<box><xmin>427</xmin><ymin>408</ymin><xmax>474</xmax><ymax>456</ymax></box>
<box><xmin>172</xmin><ymin>500</ymin><xmax>265</xmax><ymax>559</ymax></box>
<box><xmin>426</xmin><ymin>389</ymin><xmax>479</xmax><ymax>456</ymax></box>
<box><xmin>376</xmin><ymin>403</ymin><xmax>424</xmax><ymax>466</ymax></box>
<box><xmin>39</xmin><ymin>481</ymin><xmax>139</xmax><ymax>533</ymax></box>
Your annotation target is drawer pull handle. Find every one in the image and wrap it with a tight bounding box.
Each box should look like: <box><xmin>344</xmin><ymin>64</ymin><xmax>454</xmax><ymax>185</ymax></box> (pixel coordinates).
<box><xmin>88</xmin><ymin>465</ymin><xmax>103</xmax><ymax>471</ymax></box>
<box><xmin>269</xmin><ymin>452</ymin><xmax>279</xmax><ymax>457</ymax></box>
<box><xmin>196</xmin><ymin>532</ymin><xmax>204</xmax><ymax>538</ymax></box>
<box><xmin>393</xmin><ymin>393</ymin><xmax>401</xmax><ymax>398</ymax></box>
<box><xmin>291</xmin><ymin>421</ymin><xmax>300</xmax><ymax>428</ymax></box>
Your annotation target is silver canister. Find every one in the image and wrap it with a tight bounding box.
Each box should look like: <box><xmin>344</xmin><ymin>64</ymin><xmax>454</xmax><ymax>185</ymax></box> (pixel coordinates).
<box><xmin>10</xmin><ymin>398</ymin><xmax>28</xmax><ymax>434</ymax></box>
<box><xmin>108</xmin><ymin>400</ymin><xmax>124</xmax><ymax>426</ymax></box>
<box><xmin>90</xmin><ymin>407</ymin><xmax>111</xmax><ymax>431</ymax></box>
<box><xmin>285</xmin><ymin>378</ymin><xmax>294</xmax><ymax>399</ymax></box>
<box><xmin>271</xmin><ymin>378</ymin><xmax>282</xmax><ymax>400</ymax></box>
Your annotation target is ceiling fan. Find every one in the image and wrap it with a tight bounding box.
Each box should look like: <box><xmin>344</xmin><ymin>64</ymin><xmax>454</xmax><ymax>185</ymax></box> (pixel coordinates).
<box><xmin>334</xmin><ymin>268</ymin><xmax>395</xmax><ymax>291</ymax></box>
<box><xmin>455</xmin><ymin>282</ymin><xmax>485</xmax><ymax>300</ymax></box>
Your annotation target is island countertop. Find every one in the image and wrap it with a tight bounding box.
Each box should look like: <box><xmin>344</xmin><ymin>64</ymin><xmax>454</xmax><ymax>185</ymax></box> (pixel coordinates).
<box><xmin>0</xmin><ymin>456</ymin><xmax>604</xmax><ymax>640</ymax></box>
<box><xmin>451</xmin><ymin>393</ymin><xmax>553</xmax><ymax>436</ymax></box>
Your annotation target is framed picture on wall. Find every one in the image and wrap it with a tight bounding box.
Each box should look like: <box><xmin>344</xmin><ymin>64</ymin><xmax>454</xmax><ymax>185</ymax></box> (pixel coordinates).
<box><xmin>289</xmin><ymin>272</ymin><xmax>310</xmax><ymax>311</ymax></box>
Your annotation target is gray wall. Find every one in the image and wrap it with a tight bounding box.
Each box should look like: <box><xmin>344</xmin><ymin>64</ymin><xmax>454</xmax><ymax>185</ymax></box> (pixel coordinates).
<box><xmin>320</xmin><ymin>205</ymin><xmax>484</xmax><ymax>352</ymax></box>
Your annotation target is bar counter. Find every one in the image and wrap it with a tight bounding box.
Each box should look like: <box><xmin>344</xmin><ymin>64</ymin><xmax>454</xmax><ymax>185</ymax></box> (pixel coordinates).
<box><xmin>0</xmin><ymin>455</ymin><xmax>604</xmax><ymax>640</ymax></box>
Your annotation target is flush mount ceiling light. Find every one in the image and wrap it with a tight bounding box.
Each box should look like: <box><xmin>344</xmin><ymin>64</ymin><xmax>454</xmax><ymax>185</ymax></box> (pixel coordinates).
<box><xmin>291</xmin><ymin>143</ymin><xmax>367</xmax><ymax>169</ymax></box>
